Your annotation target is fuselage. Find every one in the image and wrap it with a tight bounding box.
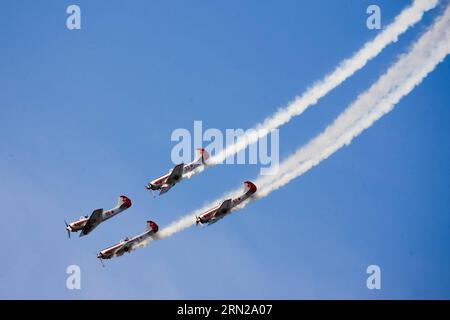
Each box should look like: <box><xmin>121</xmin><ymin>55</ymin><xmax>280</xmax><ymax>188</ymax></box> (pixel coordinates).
<box><xmin>97</xmin><ymin>221</ymin><xmax>158</xmax><ymax>259</ymax></box>
<box><xmin>66</xmin><ymin>195</ymin><xmax>132</xmax><ymax>236</ymax></box>
<box><xmin>101</xmin><ymin>198</ymin><xmax>131</xmax><ymax>222</ymax></box>
<box><xmin>148</xmin><ymin>172</ymin><xmax>171</xmax><ymax>190</ymax></box>
<box><xmin>147</xmin><ymin>148</ymin><xmax>208</xmax><ymax>191</ymax></box>
<box><xmin>147</xmin><ymin>161</ymin><xmax>202</xmax><ymax>190</ymax></box>
<box><xmin>197</xmin><ymin>181</ymin><xmax>257</xmax><ymax>225</ymax></box>
<box><xmin>67</xmin><ymin>216</ymin><xmax>89</xmax><ymax>233</ymax></box>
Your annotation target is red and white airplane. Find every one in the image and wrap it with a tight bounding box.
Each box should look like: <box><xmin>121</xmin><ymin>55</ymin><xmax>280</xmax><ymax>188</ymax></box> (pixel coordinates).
<box><xmin>65</xmin><ymin>195</ymin><xmax>132</xmax><ymax>238</ymax></box>
<box><xmin>97</xmin><ymin>220</ymin><xmax>159</xmax><ymax>262</ymax></box>
<box><xmin>146</xmin><ymin>148</ymin><xmax>209</xmax><ymax>195</ymax></box>
<box><xmin>196</xmin><ymin>181</ymin><xmax>257</xmax><ymax>225</ymax></box>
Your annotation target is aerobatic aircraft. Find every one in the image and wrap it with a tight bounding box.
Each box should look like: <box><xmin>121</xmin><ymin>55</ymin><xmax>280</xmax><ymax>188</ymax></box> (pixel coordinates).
<box><xmin>196</xmin><ymin>181</ymin><xmax>257</xmax><ymax>225</ymax></box>
<box><xmin>65</xmin><ymin>195</ymin><xmax>132</xmax><ymax>238</ymax></box>
<box><xmin>97</xmin><ymin>220</ymin><xmax>159</xmax><ymax>262</ymax></box>
<box><xmin>146</xmin><ymin>148</ymin><xmax>209</xmax><ymax>195</ymax></box>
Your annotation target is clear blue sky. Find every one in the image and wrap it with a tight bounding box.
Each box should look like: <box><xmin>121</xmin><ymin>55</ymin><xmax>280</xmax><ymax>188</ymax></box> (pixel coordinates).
<box><xmin>1</xmin><ymin>0</ymin><xmax>449</xmax><ymax>299</ymax></box>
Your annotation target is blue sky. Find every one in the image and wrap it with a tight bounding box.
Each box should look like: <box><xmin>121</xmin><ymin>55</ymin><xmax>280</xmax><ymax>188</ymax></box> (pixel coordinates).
<box><xmin>0</xmin><ymin>0</ymin><xmax>449</xmax><ymax>299</ymax></box>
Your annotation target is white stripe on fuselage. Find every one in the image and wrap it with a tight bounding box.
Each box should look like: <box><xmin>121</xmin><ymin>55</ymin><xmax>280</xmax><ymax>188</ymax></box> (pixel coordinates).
<box><xmin>102</xmin><ymin>206</ymin><xmax>126</xmax><ymax>221</ymax></box>
<box><xmin>151</xmin><ymin>159</ymin><xmax>202</xmax><ymax>186</ymax></box>
<box><xmin>100</xmin><ymin>229</ymin><xmax>155</xmax><ymax>257</ymax></box>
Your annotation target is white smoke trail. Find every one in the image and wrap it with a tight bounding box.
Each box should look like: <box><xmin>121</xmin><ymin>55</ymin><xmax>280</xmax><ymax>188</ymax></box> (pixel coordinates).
<box><xmin>254</xmin><ymin>5</ymin><xmax>450</xmax><ymax>200</ymax></box>
<box><xmin>207</xmin><ymin>0</ymin><xmax>439</xmax><ymax>166</ymax></box>
<box><xmin>141</xmin><ymin>4</ymin><xmax>450</xmax><ymax>247</ymax></box>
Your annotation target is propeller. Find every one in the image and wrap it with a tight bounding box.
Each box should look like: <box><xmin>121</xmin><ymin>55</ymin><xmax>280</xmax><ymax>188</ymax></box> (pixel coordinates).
<box><xmin>64</xmin><ymin>220</ymin><xmax>71</xmax><ymax>238</ymax></box>
<box><xmin>146</xmin><ymin>184</ymin><xmax>156</xmax><ymax>198</ymax></box>
<box><xmin>97</xmin><ymin>254</ymin><xmax>105</xmax><ymax>268</ymax></box>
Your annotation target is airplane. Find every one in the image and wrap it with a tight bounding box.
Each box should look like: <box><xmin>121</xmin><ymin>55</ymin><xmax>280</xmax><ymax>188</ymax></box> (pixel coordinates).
<box><xmin>146</xmin><ymin>148</ymin><xmax>209</xmax><ymax>196</ymax></box>
<box><xmin>97</xmin><ymin>220</ymin><xmax>159</xmax><ymax>262</ymax></box>
<box><xmin>196</xmin><ymin>181</ymin><xmax>257</xmax><ymax>225</ymax></box>
<box><xmin>65</xmin><ymin>195</ymin><xmax>132</xmax><ymax>238</ymax></box>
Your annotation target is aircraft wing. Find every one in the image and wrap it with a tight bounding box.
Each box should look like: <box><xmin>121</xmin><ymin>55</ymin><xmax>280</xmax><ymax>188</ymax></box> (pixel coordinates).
<box><xmin>114</xmin><ymin>241</ymin><xmax>133</xmax><ymax>256</ymax></box>
<box><xmin>80</xmin><ymin>208</ymin><xmax>104</xmax><ymax>237</ymax></box>
<box><xmin>166</xmin><ymin>163</ymin><xmax>184</xmax><ymax>184</ymax></box>
<box><xmin>158</xmin><ymin>164</ymin><xmax>184</xmax><ymax>195</ymax></box>
<box><xmin>159</xmin><ymin>183</ymin><xmax>174</xmax><ymax>195</ymax></box>
<box><xmin>115</xmin><ymin>236</ymin><xmax>145</xmax><ymax>255</ymax></box>
<box><xmin>213</xmin><ymin>199</ymin><xmax>232</xmax><ymax>219</ymax></box>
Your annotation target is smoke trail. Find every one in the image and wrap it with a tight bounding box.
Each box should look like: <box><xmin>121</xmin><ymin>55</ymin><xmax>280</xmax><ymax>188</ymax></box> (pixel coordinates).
<box><xmin>207</xmin><ymin>0</ymin><xmax>439</xmax><ymax>166</ymax></box>
<box><xmin>141</xmin><ymin>4</ymin><xmax>450</xmax><ymax>247</ymax></box>
<box><xmin>253</xmin><ymin>5</ymin><xmax>450</xmax><ymax>200</ymax></box>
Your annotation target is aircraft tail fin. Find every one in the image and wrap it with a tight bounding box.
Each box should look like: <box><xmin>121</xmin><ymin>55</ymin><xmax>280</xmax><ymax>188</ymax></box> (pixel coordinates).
<box><xmin>195</xmin><ymin>148</ymin><xmax>210</xmax><ymax>165</ymax></box>
<box><xmin>147</xmin><ymin>220</ymin><xmax>159</xmax><ymax>233</ymax></box>
<box><xmin>117</xmin><ymin>195</ymin><xmax>132</xmax><ymax>209</ymax></box>
<box><xmin>243</xmin><ymin>181</ymin><xmax>257</xmax><ymax>195</ymax></box>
